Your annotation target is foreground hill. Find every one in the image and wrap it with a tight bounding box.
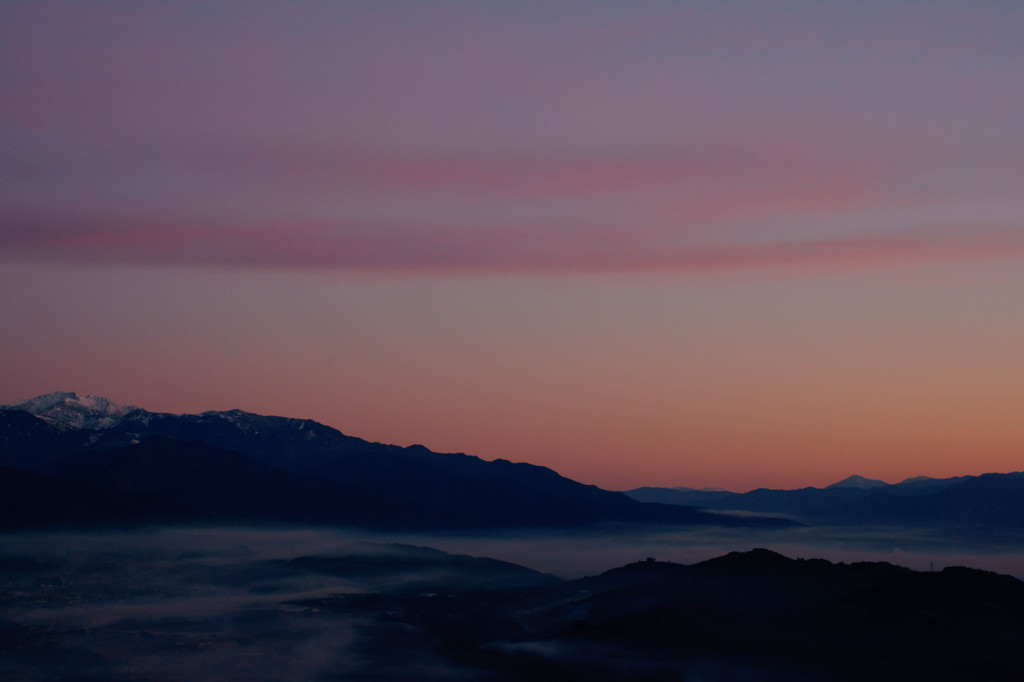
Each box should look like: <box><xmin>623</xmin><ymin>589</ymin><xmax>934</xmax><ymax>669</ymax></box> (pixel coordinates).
<box><xmin>1</xmin><ymin>392</ymin><xmax>788</xmax><ymax>530</ymax></box>
<box><xmin>300</xmin><ymin>547</ymin><xmax>1024</xmax><ymax>681</ymax></box>
<box><xmin>5</xmin><ymin>536</ymin><xmax>1020</xmax><ymax>681</ymax></box>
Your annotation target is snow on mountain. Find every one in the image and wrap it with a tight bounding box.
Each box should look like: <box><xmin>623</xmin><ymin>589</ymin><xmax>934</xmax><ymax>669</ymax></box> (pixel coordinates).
<box><xmin>2</xmin><ymin>391</ymin><xmax>138</xmax><ymax>431</ymax></box>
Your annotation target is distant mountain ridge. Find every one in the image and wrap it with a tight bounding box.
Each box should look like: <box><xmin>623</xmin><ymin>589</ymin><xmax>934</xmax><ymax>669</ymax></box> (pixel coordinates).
<box><xmin>0</xmin><ymin>392</ymin><xmax>791</xmax><ymax>531</ymax></box>
<box><xmin>626</xmin><ymin>469</ymin><xmax>1024</xmax><ymax>530</ymax></box>
<box><xmin>825</xmin><ymin>474</ymin><xmax>888</xmax><ymax>489</ymax></box>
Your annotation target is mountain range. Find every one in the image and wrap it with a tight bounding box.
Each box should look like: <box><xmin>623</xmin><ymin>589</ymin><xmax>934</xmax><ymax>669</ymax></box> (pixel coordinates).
<box><xmin>5</xmin><ymin>391</ymin><xmax>1021</xmax><ymax>532</ymax></box>
<box><xmin>0</xmin><ymin>391</ymin><xmax>786</xmax><ymax>530</ymax></box>
<box><xmin>626</xmin><ymin>469</ymin><xmax>1024</xmax><ymax>529</ymax></box>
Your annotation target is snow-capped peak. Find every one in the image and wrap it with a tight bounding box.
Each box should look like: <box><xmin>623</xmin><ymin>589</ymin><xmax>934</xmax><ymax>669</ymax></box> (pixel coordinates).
<box><xmin>2</xmin><ymin>391</ymin><xmax>138</xmax><ymax>431</ymax></box>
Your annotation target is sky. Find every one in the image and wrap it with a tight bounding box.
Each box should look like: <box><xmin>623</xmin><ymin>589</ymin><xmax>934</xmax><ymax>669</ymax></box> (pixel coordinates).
<box><xmin>2</xmin><ymin>1</ymin><xmax>1023</xmax><ymax>491</ymax></box>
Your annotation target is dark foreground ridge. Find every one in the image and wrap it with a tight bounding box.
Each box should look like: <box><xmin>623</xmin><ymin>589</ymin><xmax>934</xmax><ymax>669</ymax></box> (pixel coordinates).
<box><xmin>5</xmin><ymin>540</ymin><xmax>1020</xmax><ymax>681</ymax></box>
<box><xmin>0</xmin><ymin>392</ymin><xmax>792</xmax><ymax>530</ymax></box>
<box><xmin>299</xmin><ymin>547</ymin><xmax>1024</xmax><ymax>681</ymax></box>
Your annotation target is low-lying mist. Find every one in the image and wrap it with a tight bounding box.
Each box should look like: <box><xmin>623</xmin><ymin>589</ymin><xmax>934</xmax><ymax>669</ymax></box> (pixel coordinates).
<box><xmin>3</xmin><ymin>523</ymin><xmax>1023</xmax><ymax>681</ymax></box>
<box><xmin>6</xmin><ymin>521</ymin><xmax>1023</xmax><ymax>576</ymax></box>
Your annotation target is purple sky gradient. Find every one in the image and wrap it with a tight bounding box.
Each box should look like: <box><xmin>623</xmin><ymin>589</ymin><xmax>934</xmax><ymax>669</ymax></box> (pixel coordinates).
<box><xmin>2</xmin><ymin>2</ymin><xmax>1023</xmax><ymax>490</ymax></box>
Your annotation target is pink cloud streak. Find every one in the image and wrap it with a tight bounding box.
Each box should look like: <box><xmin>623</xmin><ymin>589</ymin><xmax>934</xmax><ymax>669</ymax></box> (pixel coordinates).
<box><xmin>4</xmin><ymin>205</ymin><xmax>1022</xmax><ymax>275</ymax></box>
<box><xmin>2</xmin><ymin>129</ymin><xmax>933</xmax><ymax>247</ymax></box>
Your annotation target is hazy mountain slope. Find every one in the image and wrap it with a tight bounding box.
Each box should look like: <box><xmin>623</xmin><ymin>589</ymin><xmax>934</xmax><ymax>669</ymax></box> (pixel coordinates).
<box><xmin>625</xmin><ymin>486</ymin><xmax>740</xmax><ymax>507</ymax></box>
<box><xmin>815</xmin><ymin>471</ymin><xmax>1024</xmax><ymax>527</ymax></box>
<box><xmin>625</xmin><ymin>484</ymin><xmax>876</xmax><ymax>518</ymax></box>
<box><xmin>288</xmin><ymin>542</ymin><xmax>561</xmax><ymax>592</ymax></box>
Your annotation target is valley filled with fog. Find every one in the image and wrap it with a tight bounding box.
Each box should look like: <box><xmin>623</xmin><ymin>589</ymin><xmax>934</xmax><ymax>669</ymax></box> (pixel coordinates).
<box><xmin>4</xmin><ymin>523</ymin><xmax>1023</xmax><ymax>681</ymax></box>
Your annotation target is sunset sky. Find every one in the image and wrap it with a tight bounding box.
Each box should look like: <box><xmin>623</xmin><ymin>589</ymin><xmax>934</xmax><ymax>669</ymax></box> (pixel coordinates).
<box><xmin>3</xmin><ymin>1</ymin><xmax>1023</xmax><ymax>491</ymax></box>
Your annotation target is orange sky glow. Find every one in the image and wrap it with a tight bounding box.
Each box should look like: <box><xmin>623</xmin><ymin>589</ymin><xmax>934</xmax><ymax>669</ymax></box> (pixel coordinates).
<box><xmin>2</xmin><ymin>3</ymin><xmax>1023</xmax><ymax>491</ymax></box>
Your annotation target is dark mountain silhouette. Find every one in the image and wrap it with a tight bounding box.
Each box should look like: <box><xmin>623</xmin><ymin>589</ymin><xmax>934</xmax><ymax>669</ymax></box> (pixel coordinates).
<box><xmin>627</xmin><ymin>472</ymin><xmax>1024</xmax><ymax>530</ymax></box>
<box><xmin>624</xmin><ymin>485</ymin><xmax>738</xmax><ymax>507</ymax></box>
<box><xmin>298</xmin><ymin>548</ymin><xmax>1024</xmax><ymax>681</ymax></box>
<box><xmin>825</xmin><ymin>473</ymin><xmax>888</xmax><ymax>488</ymax></box>
<box><xmin>0</xmin><ymin>465</ymin><xmax>184</xmax><ymax>529</ymax></box>
<box><xmin>45</xmin><ymin>435</ymin><xmax>351</xmax><ymax>523</ymax></box>
<box><xmin>42</xmin><ymin>434</ymin><xmax>730</xmax><ymax>528</ymax></box>
<box><xmin>1</xmin><ymin>393</ymin><xmax>791</xmax><ymax>530</ymax></box>
<box><xmin>816</xmin><ymin>471</ymin><xmax>1024</xmax><ymax>527</ymax></box>
<box><xmin>0</xmin><ymin>408</ymin><xmax>92</xmax><ymax>470</ymax></box>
